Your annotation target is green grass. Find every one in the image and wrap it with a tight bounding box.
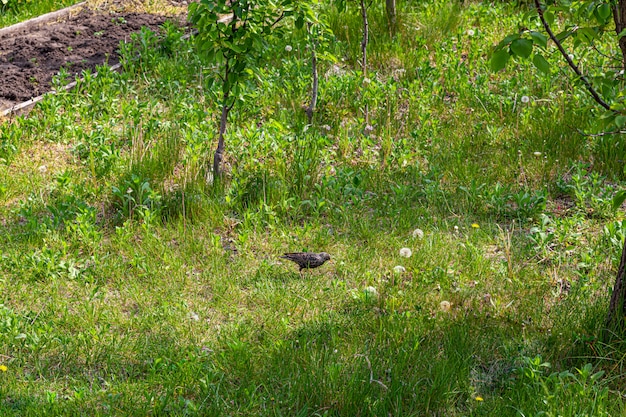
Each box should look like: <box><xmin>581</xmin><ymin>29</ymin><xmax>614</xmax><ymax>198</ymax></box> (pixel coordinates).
<box><xmin>0</xmin><ymin>0</ymin><xmax>626</xmax><ymax>415</ymax></box>
<box><xmin>0</xmin><ymin>0</ymin><xmax>83</xmax><ymax>28</ymax></box>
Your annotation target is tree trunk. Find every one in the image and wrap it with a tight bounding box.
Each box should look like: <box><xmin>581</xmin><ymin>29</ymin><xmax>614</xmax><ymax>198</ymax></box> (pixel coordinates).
<box><xmin>605</xmin><ymin>236</ymin><xmax>626</xmax><ymax>339</ymax></box>
<box><xmin>213</xmin><ymin>93</ymin><xmax>231</xmax><ymax>180</ymax></box>
<box><xmin>386</xmin><ymin>0</ymin><xmax>396</xmax><ymax>37</ymax></box>
<box><xmin>612</xmin><ymin>0</ymin><xmax>626</xmax><ymax>70</ymax></box>
<box><xmin>306</xmin><ymin>23</ymin><xmax>318</xmax><ymax>125</ymax></box>
<box><xmin>360</xmin><ymin>0</ymin><xmax>369</xmax><ymax>125</ymax></box>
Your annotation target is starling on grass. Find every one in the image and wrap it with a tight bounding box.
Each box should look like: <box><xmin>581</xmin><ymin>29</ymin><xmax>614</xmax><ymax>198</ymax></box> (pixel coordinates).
<box><xmin>281</xmin><ymin>252</ymin><xmax>331</xmax><ymax>272</ymax></box>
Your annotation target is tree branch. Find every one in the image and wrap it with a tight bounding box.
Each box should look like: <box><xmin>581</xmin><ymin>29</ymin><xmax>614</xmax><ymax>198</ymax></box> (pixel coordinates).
<box><xmin>534</xmin><ymin>0</ymin><xmax>612</xmax><ymax>111</ymax></box>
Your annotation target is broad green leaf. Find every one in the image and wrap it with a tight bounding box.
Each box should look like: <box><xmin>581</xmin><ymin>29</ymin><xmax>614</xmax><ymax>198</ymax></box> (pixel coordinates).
<box><xmin>544</xmin><ymin>10</ymin><xmax>555</xmax><ymax>26</ymax></box>
<box><xmin>529</xmin><ymin>31</ymin><xmax>548</xmax><ymax>49</ymax></box>
<box><xmin>596</xmin><ymin>3</ymin><xmax>611</xmax><ymax>23</ymax></box>
<box><xmin>490</xmin><ymin>49</ymin><xmax>510</xmax><ymax>72</ymax></box>
<box><xmin>295</xmin><ymin>15</ymin><xmax>305</xmax><ymax>29</ymax></box>
<box><xmin>510</xmin><ymin>38</ymin><xmax>533</xmax><ymax>58</ymax></box>
<box><xmin>616</xmin><ymin>115</ymin><xmax>626</xmax><ymax>128</ymax></box>
<box><xmin>613</xmin><ymin>190</ymin><xmax>626</xmax><ymax>211</ymax></box>
<box><xmin>555</xmin><ymin>30</ymin><xmax>573</xmax><ymax>42</ymax></box>
<box><xmin>532</xmin><ymin>53</ymin><xmax>551</xmax><ymax>74</ymax></box>
<box><xmin>498</xmin><ymin>33</ymin><xmax>520</xmax><ymax>48</ymax></box>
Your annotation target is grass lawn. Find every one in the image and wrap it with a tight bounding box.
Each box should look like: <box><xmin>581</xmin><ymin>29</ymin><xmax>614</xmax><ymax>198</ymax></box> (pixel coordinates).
<box><xmin>1</xmin><ymin>0</ymin><xmax>625</xmax><ymax>415</ymax></box>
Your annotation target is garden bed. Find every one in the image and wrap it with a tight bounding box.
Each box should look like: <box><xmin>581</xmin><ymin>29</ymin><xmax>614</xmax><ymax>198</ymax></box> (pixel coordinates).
<box><xmin>0</xmin><ymin>4</ymin><xmax>185</xmax><ymax>114</ymax></box>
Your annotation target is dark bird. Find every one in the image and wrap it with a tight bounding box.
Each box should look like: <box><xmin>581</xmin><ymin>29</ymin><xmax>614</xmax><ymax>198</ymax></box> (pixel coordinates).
<box><xmin>281</xmin><ymin>252</ymin><xmax>331</xmax><ymax>272</ymax></box>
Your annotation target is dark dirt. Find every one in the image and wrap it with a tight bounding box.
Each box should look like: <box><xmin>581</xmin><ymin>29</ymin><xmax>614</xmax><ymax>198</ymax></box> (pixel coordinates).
<box><xmin>0</xmin><ymin>9</ymin><xmax>182</xmax><ymax>109</ymax></box>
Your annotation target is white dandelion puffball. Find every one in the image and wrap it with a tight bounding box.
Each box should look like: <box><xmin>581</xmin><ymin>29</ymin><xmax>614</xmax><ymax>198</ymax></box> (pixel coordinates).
<box><xmin>521</xmin><ymin>95</ymin><xmax>530</xmax><ymax>103</ymax></box>
<box><xmin>364</xmin><ymin>286</ymin><xmax>378</xmax><ymax>298</ymax></box>
<box><xmin>533</xmin><ymin>151</ymin><xmax>542</xmax><ymax>157</ymax></box>
<box><xmin>400</xmin><ymin>247</ymin><xmax>412</xmax><ymax>258</ymax></box>
<box><xmin>466</xmin><ymin>29</ymin><xmax>475</xmax><ymax>37</ymax></box>
<box><xmin>285</xmin><ymin>45</ymin><xmax>293</xmax><ymax>52</ymax></box>
<box><xmin>412</xmin><ymin>228</ymin><xmax>424</xmax><ymax>239</ymax></box>
<box><xmin>393</xmin><ymin>265</ymin><xmax>406</xmax><ymax>273</ymax></box>
<box><xmin>440</xmin><ymin>301</ymin><xmax>451</xmax><ymax>312</ymax></box>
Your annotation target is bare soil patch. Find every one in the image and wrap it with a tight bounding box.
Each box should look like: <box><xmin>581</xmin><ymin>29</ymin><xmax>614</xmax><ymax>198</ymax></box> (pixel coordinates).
<box><xmin>0</xmin><ymin>8</ymin><xmax>183</xmax><ymax>109</ymax></box>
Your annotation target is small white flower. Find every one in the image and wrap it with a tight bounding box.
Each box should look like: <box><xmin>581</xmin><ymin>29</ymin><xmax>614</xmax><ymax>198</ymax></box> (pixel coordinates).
<box><xmin>38</xmin><ymin>165</ymin><xmax>47</xmax><ymax>173</ymax></box>
<box><xmin>440</xmin><ymin>300</ymin><xmax>451</xmax><ymax>312</ymax></box>
<box><xmin>533</xmin><ymin>151</ymin><xmax>542</xmax><ymax>157</ymax></box>
<box><xmin>393</xmin><ymin>265</ymin><xmax>406</xmax><ymax>273</ymax></box>
<box><xmin>363</xmin><ymin>77</ymin><xmax>371</xmax><ymax>85</ymax></box>
<box><xmin>454</xmin><ymin>225</ymin><xmax>459</xmax><ymax>232</ymax></box>
<box><xmin>521</xmin><ymin>95</ymin><xmax>530</xmax><ymax>103</ymax></box>
<box><xmin>400</xmin><ymin>247</ymin><xmax>412</xmax><ymax>258</ymax></box>
<box><xmin>568</xmin><ymin>53</ymin><xmax>574</xmax><ymax>61</ymax></box>
<box><xmin>364</xmin><ymin>124</ymin><xmax>374</xmax><ymax>133</ymax></box>
<box><xmin>466</xmin><ymin>29</ymin><xmax>475</xmax><ymax>37</ymax></box>
<box><xmin>189</xmin><ymin>312</ymin><xmax>200</xmax><ymax>321</ymax></box>
<box><xmin>412</xmin><ymin>228</ymin><xmax>424</xmax><ymax>239</ymax></box>
<box><xmin>322</xmin><ymin>124</ymin><xmax>331</xmax><ymax>131</ymax></box>
<box><xmin>285</xmin><ymin>45</ymin><xmax>292</xmax><ymax>52</ymax></box>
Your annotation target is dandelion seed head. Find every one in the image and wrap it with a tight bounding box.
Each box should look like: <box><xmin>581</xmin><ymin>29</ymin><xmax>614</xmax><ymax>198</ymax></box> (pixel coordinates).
<box><xmin>440</xmin><ymin>300</ymin><xmax>451</xmax><ymax>312</ymax></box>
<box><xmin>533</xmin><ymin>151</ymin><xmax>542</xmax><ymax>157</ymax></box>
<box><xmin>521</xmin><ymin>95</ymin><xmax>530</xmax><ymax>103</ymax></box>
<box><xmin>466</xmin><ymin>29</ymin><xmax>475</xmax><ymax>37</ymax></box>
<box><xmin>364</xmin><ymin>286</ymin><xmax>378</xmax><ymax>298</ymax></box>
<box><xmin>285</xmin><ymin>45</ymin><xmax>293</xmax><ymax>52</ymax></box>
<box><xmin>393</xmin><ymin>265</ymin><xmax>406</xmax><ymax>273</ymax></box>
<box><xmin>399</xmin><ymin>247</ymin><xmax>412</xmax><ymax>258</ymax></box>
<box><xmin>412</xmin><ymin>228</ymin><xmax>424</xmax><ymax>239</ymax></box>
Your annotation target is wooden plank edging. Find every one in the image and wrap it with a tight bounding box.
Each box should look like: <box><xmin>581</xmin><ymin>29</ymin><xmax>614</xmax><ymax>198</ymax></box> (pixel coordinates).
<box><xmin>0</xmin><ymin>2</ymin><xmax>86</xmax><ymax>38</ymax></box>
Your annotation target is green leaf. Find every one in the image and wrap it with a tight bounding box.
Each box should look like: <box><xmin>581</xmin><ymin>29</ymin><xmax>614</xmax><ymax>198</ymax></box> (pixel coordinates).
<box><xmin>529</xmin><ymin>31</ymin><xmax>548</xmax><ymax>49</ymax></box>
<box><xmin>510</xmin><ymin>38</ymin><xmax>533</xmax><ymax>59</ymax></box>
<box><xmin>498</xmin><ymin>33</ymin><xmax>520</xmax><ymax>48</ymax></box>
<box><xmin>532</xmin><ymin>53</ymin><xmax>551</xmax><ymax>74</ymax></box>
<box><xmin>544</xmin><ymin>11</ymin><xmax>555</xmax><ymax>26</ymax></box>
<box><xmin>295</xmin><ymin>15</ymin><xmax>304</xmax><ymax>30</ymax></box>
<box><xmin>616</xmin><ymin>115</ymin><xmax>626</xmax><ymax>128</ymax></box>
<box><xmin>613</xmin><ymin>190</ymin><xmax>626</xmax><ymax>211</ymax></box>
<box><xmin>490</xmin><ymin>49</ymin><xmax>510</xmax><ymax>72</ymax></box>
<box><xmin>596</xmin><ymin>3</ymin><xmax>611</xmax><ymax>22</ymax></box>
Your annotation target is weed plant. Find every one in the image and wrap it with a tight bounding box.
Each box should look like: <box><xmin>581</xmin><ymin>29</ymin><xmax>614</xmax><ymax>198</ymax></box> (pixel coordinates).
<box><xmin>0</xmin><ymin>0</ymin><xmax>625</xmax><ymax>415</ymax></box>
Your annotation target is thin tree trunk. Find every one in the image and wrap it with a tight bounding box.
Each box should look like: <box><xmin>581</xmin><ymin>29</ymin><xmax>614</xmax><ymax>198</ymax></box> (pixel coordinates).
<box><xmin>213</xmin><ymin>91</ymin><xmax>231</xmax><ymax>179</ymax></box>
<box><xmin>306</xmin><ymin>23</ymin><xmax>318</xmax><ymax>125</ymax></box>
<box><xmin>605</xmin><ymin>237</ymin><xmax>626</xmax><ymax>339</ymax></box>
<box><xmin>604</xmin><ymin>0</ymin><xmax>626</xmax><ymax>341</ymax></box>
<box><xmin>612</xmin><ymin>0</ymin><xmax>626</xmax><ymax>70</ymax></box>
<box><xmin>386</xmin><ymin>0</ymin><xmax>396</xmax><ymax>37</ymax></box>
<box><xmin>360</xmin><ymin>0</ymin><xmax>369</xmax><ymax>125</ymax></box>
